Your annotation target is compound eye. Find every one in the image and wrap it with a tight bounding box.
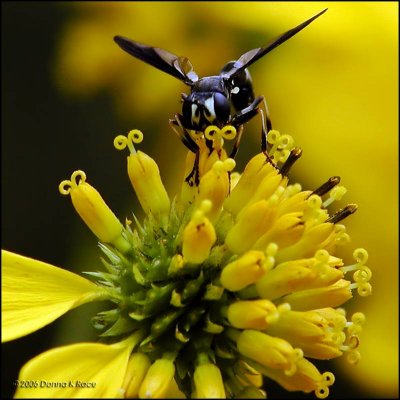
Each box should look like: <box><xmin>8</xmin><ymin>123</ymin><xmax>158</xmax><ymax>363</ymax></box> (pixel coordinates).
<box><xmin>213</xmin><ymin>92</ymin><xmax>230</xmax><ymax>124</ymax></box>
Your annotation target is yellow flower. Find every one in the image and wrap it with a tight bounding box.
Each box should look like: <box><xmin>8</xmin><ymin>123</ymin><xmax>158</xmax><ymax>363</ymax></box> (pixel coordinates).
<box><xmin>2</xmin><ymin>117</ymin><xmax>372</xmax><ymax>398</ymax></box>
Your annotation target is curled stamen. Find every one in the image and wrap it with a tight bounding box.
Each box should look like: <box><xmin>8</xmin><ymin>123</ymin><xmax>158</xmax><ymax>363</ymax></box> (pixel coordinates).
<box><xmin>267</xmin><ymin>130</ymin><xmax>281</xmax><ymax>155</ymax></box>
<box><xmin>315</xmin><ymin>372</ymin><xmax>335</xmax><ymax>399</ymax></box>
<box><xmin>340</xmin><ymin>248</ymin><xmax>370</xmax><ymax>277</ymax></box>
<box><xmin>221</xmin><ymin>125</ymin><xmax>237</xmax><ymax>140</ymax></box>
<box><xmin>212</xmin><ymin>158</ymin><xmax>236</xmax><ymax>174</ymax></box>
<box><xmin>346</xmin><ymin>349</ymin><xmax>361</xmax><ymax>365</ymax></box>
<box><xmin>349</xmin><ymin>281</ymin><xmax>372</xmax><ymax>297</ymax></box>
<box><xmin>263</xmin><ymin>242</ymin><xmax>279</xmax><ymax>271</ymax></box>
<box><xmin>351</xmin><ymin>312</ymin><xmax>366</xmax><ymax>326</ymax></box>
<box><xmin>276</xmin><ymin>134</ymin><xmax>294</xmax><ymax>150</ymax></box>
<box><xmin>313</xmin><ymin>249</ymin><xmax>331</xmax><ymax>279</ymax></box>
<box><xmin>322</xmin><ymin>186</ymin><xmax>347</xmax><ymax>208</ymax></box>
<box><xmin>58</xmin><ymin>170</ymin><xmax>87</xmax><ymax>195</ymax></box>
<box><xmin>333</xmin><ymin>224</ymin><xmax>351</xmax><ymax>246</ymax></box>
<box><xmin>284</xmin><ymin>348</ymin><xmax>303</xmax><ymax>376</ymax></box>
<box><xmin>307</xmin><ymin>194</ymin><xmax>323</xmax><ymax>209</ymax></box>
<box><xmin>312</xmin><ymin>176</ymin><xmax>341</xmax><ymax>197</ymax></box>
<box><xmin>353</xmin><ymin>248</ymin><xmax>369</xmax><ymax>265</ymax></box>
<box><xmin>204</xmin><ymin>125</ymin><xmax>221</xmax><ymax>141</ymax></box>
<box><xmin>267</xmin><ymin>129</ymin><xmax>280</xmax><ymax>145</ymax></box>
<box><xmin>275</xmin><ymin>148</ymin><xmax>290</xmax><ymax>163</ymax></box>
<box><xmin>303</xmin><ymin>194</ymin><xmax>327</xmax><ymax>225</ymax></box>
<box><xmin>114</xmin><ymin>129</ymin><xmax>144</xmax><ymax>154</ymax></box>
<box><xmin>353</xmin><ymin>267</ymin><xmax>372</xmax><ymax>283</ymax></box>
<box><xmin>58</xmin><ymin>180</ymin><xmax>72</xmax><ymax>195</ymax></box>
<box><xmin>281</xmin><ymin>183</ymin><xmax>302</xmax><ymax>200</ymax></box>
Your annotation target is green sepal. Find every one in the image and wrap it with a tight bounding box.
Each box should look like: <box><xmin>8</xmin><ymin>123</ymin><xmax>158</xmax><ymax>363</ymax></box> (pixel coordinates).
<box><xmin>181</xmin><ymin>306</ymin><xmax>206</xmax><ymax>332</ymax></box>
<box><xmin>92</xmin><ymin>309</ymin><xmax>119</xmax><ymax>331</ymax></box>
<box><xmin>181</xmin><ymin>271</ymin><xmax>205</xmax><ymax>302</ymax></box>
<box><xmin>142</xmin><ymin>283</ymin><xmax>176</xmax><ymax>314</ymax></box>
<box><xmin>175</xmin><ymin>324</ymin><xmax>190</xmax><ymax>343</ymax></box>
<box><xmin>214</xmin><ymin>343</ymin><xmax>236</xmax><ymax>359</ymax></box>
<box><xmin>203</xmin><ymin>283</ymin><xmax>224</xmax><ymax>300</ymax></box>
<box><xmin>132</xmin><ymin>263</ymin><xmax>147</xmax><ymax>286</ymax></box>
<box><xmin>142</xmin><ymin>308</ymin><xmax>184</xmax><ymax>345</ymax></box>
<box><xmin>83</xmin><ymin>271</ymin><xmax>118</xmax><ymax>286</ymax></box>
<box><xmin>98</xmin><ymin>243</ymin><xmax>122</xmax><ymax>265</ymax></box>
<box><xmin>170</xmin><ymin>290</ymin><xmax>185</xmax><ymax>307</ymax></box>
<box><xmin>144</xmin><ymin>256</ymin><xmax>169</xmax><ymax>281</ymax></box>
<box><xmin>99</xmin><ymin>315</ymin><xmax>140</xmax><ymax>337</ymax></box>
<box><xmin>203</xmin><ymin>314</ymin><xmax>224</xmax><ymax>334</ymax></box>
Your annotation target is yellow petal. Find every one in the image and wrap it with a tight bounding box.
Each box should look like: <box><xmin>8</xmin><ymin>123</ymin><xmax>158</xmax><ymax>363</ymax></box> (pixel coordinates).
<box><xmin>14</xmin><ymin>334</ymin><xmax>140</xmax><ymax>398</ymax></box>
<box><xmin>1</xmin><ymin>250</ymin><xmax>105</xmax><ymax>342</ymax></box>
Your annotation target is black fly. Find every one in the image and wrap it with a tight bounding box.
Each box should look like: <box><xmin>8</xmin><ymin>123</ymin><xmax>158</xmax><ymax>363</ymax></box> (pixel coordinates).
<box><xmin>114</xmin><ymin>9</ymin><xmax>327</xmax><ymax>184</ymax></box>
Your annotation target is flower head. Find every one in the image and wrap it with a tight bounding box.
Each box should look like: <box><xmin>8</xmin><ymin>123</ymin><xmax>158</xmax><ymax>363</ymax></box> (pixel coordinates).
<box><xmin>2</xmin><ymin>123</ymin><xmax>371</xmax><ymax>398</ymax></box>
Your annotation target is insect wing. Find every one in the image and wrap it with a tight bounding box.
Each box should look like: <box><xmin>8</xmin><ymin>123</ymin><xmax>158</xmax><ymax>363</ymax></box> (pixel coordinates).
<box><xmin>222</xmin><ymin>8</ymin><xmax>327</xmax><ymax>79</ymax></box>
<box><xmin>114</xmin><ymin>36</ymin><xmax>198</xmax><ymax>85</ymax></box>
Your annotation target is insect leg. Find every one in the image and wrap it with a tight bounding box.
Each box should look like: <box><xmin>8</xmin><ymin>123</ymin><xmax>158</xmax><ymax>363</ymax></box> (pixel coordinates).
<box><xmin>259</xmin><ymin>97</ymin><xmax>273</xmax><ymax>153</ymax></box>
<box><xmin>231</xmin><ymin>95</ymin><xmax>271</xmax><ymax>155</ymax></box>
<box><xmin>230</xmin><ymin>96</ymin><xmax>264</xmax><ymax>126</ymax></box>
<box><xmin>169</xmin><ymin>114</ymin><xmax>199</xmax><ymax>153</ymax></box>
<box><xmin>169</xmin><ymin>114</ymin><xmax>200</xmax><ymax>186</ymax></box>
<box><xmin>229</xmin><ymin>125</ymin><xmax>244</xmax><ymax>159</ymax></box>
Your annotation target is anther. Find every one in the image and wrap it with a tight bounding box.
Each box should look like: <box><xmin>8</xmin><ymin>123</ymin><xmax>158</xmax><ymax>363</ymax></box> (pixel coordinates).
<box><xmin>326</xmin><ymin>204</ymin><xmax>358</xmax><ymax>224</ymax></box>
<box><xmin>311</xmin><ymin>176</ymin><xmax>341</xmax><ymax>197</ymax></box>
<box><xmin>279</xmin><ymin>147</ymin><xmax>303</xmax><ymax>176</ymax></box>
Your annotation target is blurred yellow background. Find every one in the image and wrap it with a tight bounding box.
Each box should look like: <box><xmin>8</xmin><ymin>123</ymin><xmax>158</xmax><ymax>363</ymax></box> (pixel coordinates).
<box><xmin>3</xmin><ymin>2</ymin><xmax>398</xmax><ymax>398</ymax></box>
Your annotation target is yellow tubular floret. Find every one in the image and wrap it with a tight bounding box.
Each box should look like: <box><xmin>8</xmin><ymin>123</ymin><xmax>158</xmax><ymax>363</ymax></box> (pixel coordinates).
<box><xmin>196</xmin><ymin>158</ymin><xmax>235</xmax><ymax>220</ymax></box>
<box><xmin>265</xmin><ymin>307</ymin><xmax>346</xmax><ymax>359</ymax></box>
<box><xmin>227</xmin><ymin>299</ymin><xmax>277</xmax><ymax>330</ymax></box>
<box><xmin>221</xmin><ymin>250</ymin><xmax>266</xmax><ymax>291</ymax></box>
<box><xmin>236</xmin><ymin>330</ymin><xmax>303</xmax><ymax>376</ymax></box>
<box><xmin>282</xmin><ymin>279</ymin><xmax>353</xmax><ymax>311</ymax></box>
<box><xmin>256</xmin><ymin>251</ymin><xmax>344</xmax><ymax>300</ymax></box>
<box><xmin>1</xmin><ymin>250</ymin><xmax>108</xmax><ymax>342</ymax></box>
<box><xmin>225</xmin><ymin>200</ymin><xmax>277</xmax><ymax>254</ymax></box>
<box><xmin>115</xmin><ymin>130</ymin><xmax>170</xmax><ymax>224</ymax></box>
<box><xmin>59</xmin><ymin>170</ymin><xmax>130</xmax><ymax>253</ymax></box>
<box><xmin>224</xmin><ymin>153</ymin><xmax>276</xmax><ymax>215</ymax></box>
<box><xmin>182</xmin><ymin>200</ymin><xmax>216</xmax><ymax>264</ymax></box>
<box><xmin>122</xmin><ymin>352</ymin><xmax>151</xmax><ymax>398</ymax></box>
<box><xmin>139</xmin><ymin>358</ymin><xmax>175</xmax><ymax>399</ymax></box>
<box><xmin>259</xmin><ymin>357</ymin><xmax>335</xmax><ymax>398</ymax></box>
<box><xmin>194</xmin><ymin>354</ymin><xmax>225</xmax><ymax>398</ymax></box>
<box><xmin>275</xmin><ymin>223</ymin><xmax>335</xmax><ymax>263</ymax></box>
